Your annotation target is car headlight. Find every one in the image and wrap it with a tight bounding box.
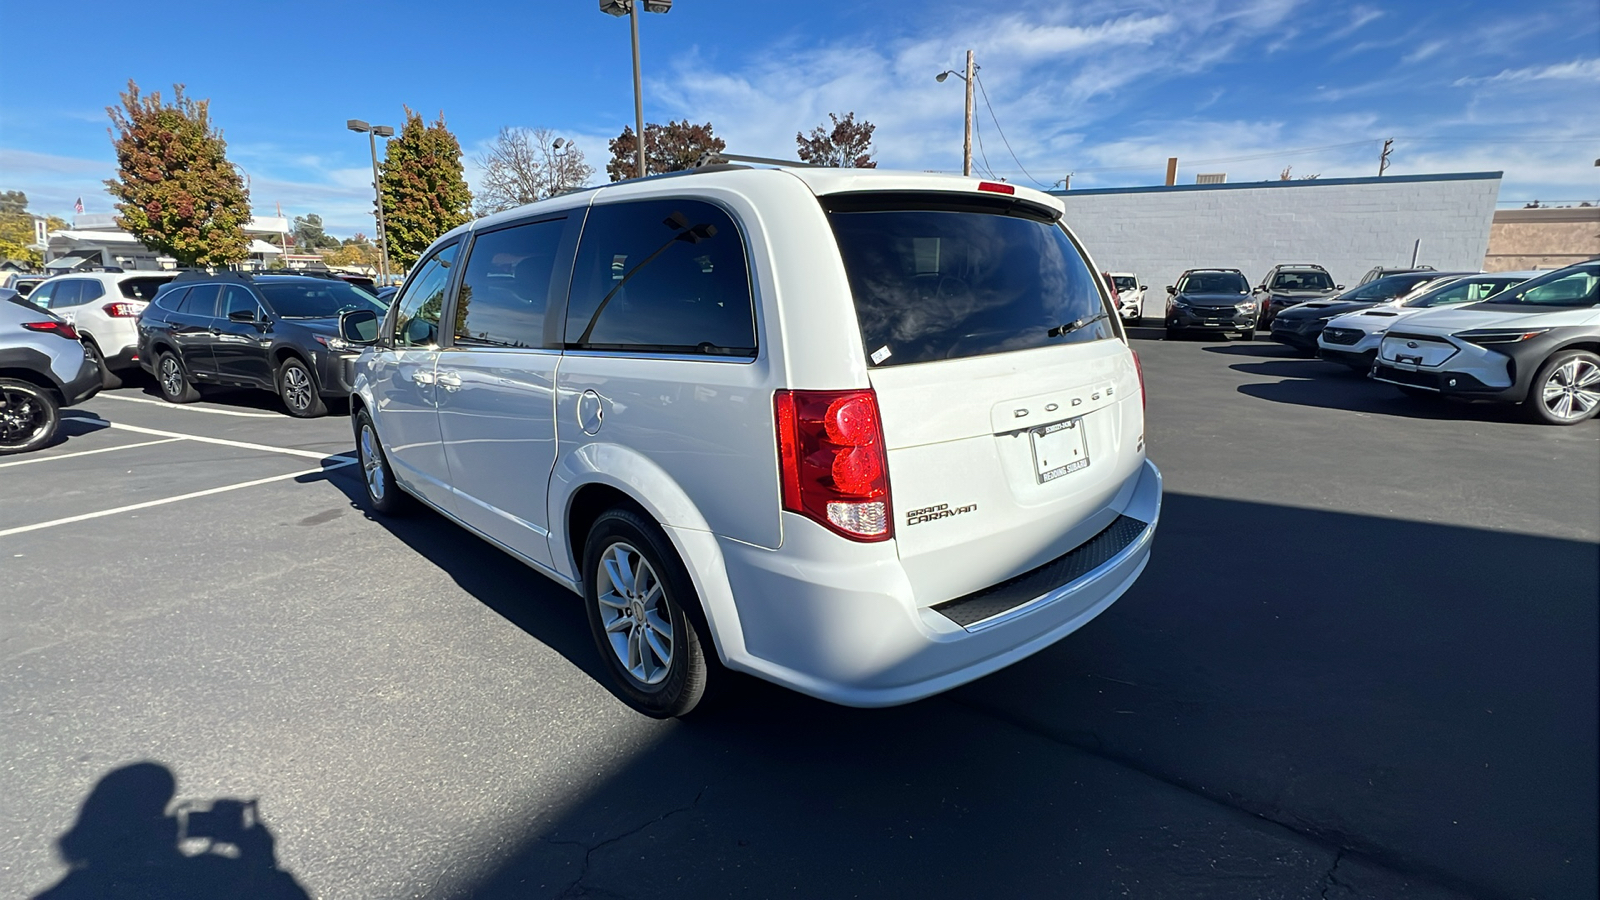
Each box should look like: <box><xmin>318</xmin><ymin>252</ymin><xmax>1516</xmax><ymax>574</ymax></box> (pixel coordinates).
<box><xmin>314</xmin><ymin>334</ymin><xmax>354</xmax><ymax>351</ymax></box>
<box><xmin>1453</xmin><ymin>328</ymin><xmax>1549</xmax><ymax>346</ymax></box>
<box><xmin>1236</xmin><ymin>301</ymin><xmax>1257</xmax><ymax>312</ymax></box>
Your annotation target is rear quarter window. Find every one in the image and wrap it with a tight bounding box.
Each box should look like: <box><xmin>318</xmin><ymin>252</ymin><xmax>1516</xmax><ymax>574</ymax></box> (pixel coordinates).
<box><xmin>826</xmin><ymin>196</ymin><xmax>1110</xmax><ymax>367</ymax></box>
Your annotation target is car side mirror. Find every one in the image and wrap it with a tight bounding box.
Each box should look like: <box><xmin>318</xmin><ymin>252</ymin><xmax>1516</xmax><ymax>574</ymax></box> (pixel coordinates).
<box><xmin>1166</xmin><ymin>285</ymin><xmax>1175</xmax><ymax>294</ymax></box>
<box><xmin>1139</xmin><ymin>285</ymin><xmax>1147</xmax><ymax>291</ymax></box>
<box><xmin>227</xmin><ymin>309</ymin><xmax>258</xmax><ymax>323</ymax></box>
<box><xmin>339</xmin><ymin>308</ymin><xmax>381</xmax><ymax>345</ymax></box>
<box><xmin>1335</xmin><ymin>284</ymin><xmax>1345</xmax><ymax>290</ymax></box>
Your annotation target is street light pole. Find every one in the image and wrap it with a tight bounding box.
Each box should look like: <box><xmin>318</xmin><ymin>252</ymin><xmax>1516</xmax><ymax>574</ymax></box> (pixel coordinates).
<box><xmin>348</xmin><ymin>119</ymin><xmax>395</xmax><ymax>285</ymax></box>
<box><xmin>601</xmin><ymin>0</ymin><xmax>671</xmax><ymax>180</ymax></box>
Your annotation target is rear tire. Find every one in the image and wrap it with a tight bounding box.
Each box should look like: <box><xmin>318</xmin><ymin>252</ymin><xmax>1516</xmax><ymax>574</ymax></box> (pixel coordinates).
<box><xmin>84</xmin><ymin>341</ymin><xmax>122</xmax><ymax>390</ymax></box>
<box><xmin>1525</xmin><ymin>349</ymin><xmax>1600</xmax><ymax>425</ymax></box>
<box><xmin>583</xmin><ymin>507</ymin><xmax>712</xmax><ymax>718</ymax></box>
<box><xmin>277</xmin><ymin>357</ymin><xmax>327</xmax><ymax>418</ymax></box>
<box><xmin>354</xmin><ymin>409</ymin><xmax>414</xmax><ymax>515</ymax></box>
<box><xmin>155</xmin><ymin>351</ymin><xmax>200</xmax><ymax>404</ymax></box>
<box><xmin>0</xmin><ymin>378</ymin><xmax>60</xmax><ymax>456</ymax></box>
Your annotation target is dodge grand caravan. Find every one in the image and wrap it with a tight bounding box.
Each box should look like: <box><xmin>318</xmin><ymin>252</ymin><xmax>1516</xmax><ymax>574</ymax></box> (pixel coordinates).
<box><xmin>346</xmin><ymin>165</ymin><xmax>1162</xmax><ymax>717</ymax></box>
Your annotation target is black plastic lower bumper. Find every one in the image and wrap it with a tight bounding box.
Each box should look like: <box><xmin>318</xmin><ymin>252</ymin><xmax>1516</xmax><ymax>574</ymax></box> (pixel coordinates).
<box><xmin>1370</xmin><ymin>364</ymin><xmax>1517</xmax><ymax>399</ymax></box>
<box><xmin>1320</xmin><ymin>347</ymin><xmax>1375</xmax><ymax>369</ymax></box>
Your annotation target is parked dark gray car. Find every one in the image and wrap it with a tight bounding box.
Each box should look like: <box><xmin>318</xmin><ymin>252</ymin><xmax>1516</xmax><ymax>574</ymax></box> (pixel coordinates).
<box><xmin>1164</xmin><ymin>268</ymin><xmax>1257</xmax><ymax>340</ymax></box>
<box><xmin>1254</xmin><ymin>263</ymin><xmax>1341</xmax><ymax>329</ymax></box>
<box><xmin>1269</xmin><ymin>271</ymin><xmax>1470</xmax><ymax>353</ymax></box>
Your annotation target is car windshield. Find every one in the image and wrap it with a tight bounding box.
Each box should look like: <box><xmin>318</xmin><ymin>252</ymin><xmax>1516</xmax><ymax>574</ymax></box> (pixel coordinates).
<box><xmin>1178</xmin><ymin>272</ymin><xmax>1249</xmax><ymax>294</ymax></box>
<box><xmin>1480</xmin><ymin>263</ymin><xmax>1599</xmax><ymax>307</ymax></box>
<box><xmin>1112</xmin><ymin>276</ymin><xmax>1137</xmax><ymax>292</ymax></box>
<box><xmin>1271</xmin><ymin>270</ymin><xmax>1333</xmax><ymax>291</ymax></box>
<box><xmin>1339</xmin><ymin>273</ymin><xmax>1440</xmax><ymax>301</ymax></box>
<box><xmin>257</xmin><ymin>280</ymin><xmax>385</xmax><ymax>318</ymax></box>
<box><xmin>1400</xmin><ymin>276</ymin><xmax>1521</xmax><ymax>308</ymax></box>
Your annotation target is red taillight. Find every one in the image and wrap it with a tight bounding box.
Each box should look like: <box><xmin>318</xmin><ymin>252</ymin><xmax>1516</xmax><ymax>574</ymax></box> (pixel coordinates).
<box><xmin>22</xmin><ymin>321</ymin><xmax>79</xmax><ymax>340</ymax></box>
<box><xmin>1132</xmin><ymin>351</ymin><xmax>1146</xmax><ymax>410</ymax></box>
<box><xmin>774</xmin><ymin>389</ymin><xmax>892</xmax><ymax>542</ymax></box>
<box><xmin>977</xmin><ymin>181</ymin><xmax>1015</xmax><ymax>195</ymax></box>
<box><xmin>103</xmin><ymin>302</ymin><xmax>139</xmax><ymax>317</ymax></box>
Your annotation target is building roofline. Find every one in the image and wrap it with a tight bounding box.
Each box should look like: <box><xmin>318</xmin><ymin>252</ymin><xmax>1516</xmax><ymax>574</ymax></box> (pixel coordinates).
<box><xmin>1051</xmin><ymin>171</ymin><xmax>1503</xmax><ymax>198</ymax></box>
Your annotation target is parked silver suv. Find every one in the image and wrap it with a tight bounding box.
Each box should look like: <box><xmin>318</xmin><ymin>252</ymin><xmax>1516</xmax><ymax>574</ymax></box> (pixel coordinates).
<box><xmin>347</xmin><ymin>166</ymin><xmax>1163</xmax><ymax>717</ymax></box>
<box><xmin>0</xmin><ymin>299</ymin><xmax>101</xmax><ymax>454</ymax></box>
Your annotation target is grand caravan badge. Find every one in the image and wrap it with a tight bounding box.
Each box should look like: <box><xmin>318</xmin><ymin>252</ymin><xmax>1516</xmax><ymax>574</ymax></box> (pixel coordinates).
<box><xmin>905</xmin><ymin>502</ymin><xmax>977</xmax><ymax>527</ymax></box>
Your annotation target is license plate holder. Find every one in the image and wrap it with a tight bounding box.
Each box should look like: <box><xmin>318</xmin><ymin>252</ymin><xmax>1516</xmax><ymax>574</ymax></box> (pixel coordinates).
<box><xmin>1031</xmin><ymin>417</ymin><xmax>1089</xmax><ymax>483</ymax></box>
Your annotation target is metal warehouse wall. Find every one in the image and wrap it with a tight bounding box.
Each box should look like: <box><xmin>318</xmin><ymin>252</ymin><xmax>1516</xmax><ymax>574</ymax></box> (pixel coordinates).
<box><xmin>1053</xmin><ymin>172</ymin><xmax>1502</xmax><ymax>318</ymax></box>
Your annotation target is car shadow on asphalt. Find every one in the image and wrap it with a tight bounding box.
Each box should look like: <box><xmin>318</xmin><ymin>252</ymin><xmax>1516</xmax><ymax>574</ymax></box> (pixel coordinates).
<box><xmin>1225</xmin><ymin>358</ymin><xmax>1538</xmax><ymax>423</ymax></box>
<box><xmin>122</xmin><ymin>371</ymin><xmax>350</xmax><ymax>418</ymax></box>
<box><xmin>38</xmin><ymin>411</ymin><xmax>112</xmax><ymax>451</ymax></box>
<box><xmin>1200</xmin><ymin>342</ymin><xmax>1309</xmax><ymax>358</ymax></box>
<box><xmin>29</xmin><ymin>761</ymin><xmax>311</xmax><ymax>899</ymax></box>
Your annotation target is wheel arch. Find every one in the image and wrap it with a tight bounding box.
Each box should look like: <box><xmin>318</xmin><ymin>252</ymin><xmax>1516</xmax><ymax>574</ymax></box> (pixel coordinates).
<box><xmin>0</xmin><ymin>368</ymin><xmax>65</xmax><ymax>406</ymax></box>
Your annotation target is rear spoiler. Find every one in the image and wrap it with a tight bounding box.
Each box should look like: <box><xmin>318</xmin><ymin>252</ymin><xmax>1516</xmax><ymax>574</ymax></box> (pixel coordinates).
<box><xmin>817</xmin><ymin>190</ymin><xmax>1062</xmax><ymax>224</ymax></box>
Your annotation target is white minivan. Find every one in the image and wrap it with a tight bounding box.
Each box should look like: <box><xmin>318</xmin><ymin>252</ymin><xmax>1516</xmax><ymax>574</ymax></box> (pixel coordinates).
<box><xmin>346</xmin><ymin>166</ymin><xmax>1162</xmax><ymax>716</ymax></box>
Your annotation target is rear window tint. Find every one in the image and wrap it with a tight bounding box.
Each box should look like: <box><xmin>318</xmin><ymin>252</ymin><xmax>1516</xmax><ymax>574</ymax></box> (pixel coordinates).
<box><xmin>121</xmin><ymin>277</ymin><xmax>173</xmax><ymax>301</ymax></box>
<box><xmin>825</xmin><ymin>199</ymin><xmax>1110</xmax><ymax>367</ymax></box>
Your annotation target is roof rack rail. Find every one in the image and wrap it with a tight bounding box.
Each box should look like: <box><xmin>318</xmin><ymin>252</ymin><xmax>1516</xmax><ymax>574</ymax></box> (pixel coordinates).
<box><xmin>693</xmin><ymin>151</ymin><xmax>818</xmax><ymax>169</ymax></box>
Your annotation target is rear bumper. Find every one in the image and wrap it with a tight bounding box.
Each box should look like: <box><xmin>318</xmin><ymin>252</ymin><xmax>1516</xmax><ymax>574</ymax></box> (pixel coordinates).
<box><xmin>62</xmin><ymin>355</ymin><xmax>102</xmax><ymax>405</ymax></box>
<box><xmin>711</xmin><ymin>458</ymin><xmax>1162</xmax><ymax>707</ymax></box>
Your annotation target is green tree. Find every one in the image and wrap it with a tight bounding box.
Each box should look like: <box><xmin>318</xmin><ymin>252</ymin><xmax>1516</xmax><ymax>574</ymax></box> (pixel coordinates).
<box><xmin>606</xmin><ymin>120</ymin><xmax>726</xmax><ymax>182</ymax></box>
<box><xmin>378</xmin><ymin>107</ymin><xmax>472</xmax><ymax>270</ymax></box>
<box><xmin>104</xmin><ymin>80</ymin><xmax>251</xmax><ymax>268</ymax></box>
<box><xmin>0</xmin><ymin>191</ymin><xmax>68</xmax><ymax>265</ymax></box>
<box><xmin>796</xmin><ymin>112</ymin><xmax>877</xmax><ymax>168</ymax></box>
<box><xmin>291</xmin><ymin>213</ymin><xmax>340</xmax><ymax>250</ymax></box>
<box><xmin>0</xmin><ymin>191</ymin><xmax>28</xmax><ymax>216</ymax></box>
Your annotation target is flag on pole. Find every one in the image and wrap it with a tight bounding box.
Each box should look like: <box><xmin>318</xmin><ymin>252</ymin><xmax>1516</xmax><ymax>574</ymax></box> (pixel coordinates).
<box><xmin>74</xmin><ymin>197</ymin><xmax>84</xmax><ymax>213</ymax></box>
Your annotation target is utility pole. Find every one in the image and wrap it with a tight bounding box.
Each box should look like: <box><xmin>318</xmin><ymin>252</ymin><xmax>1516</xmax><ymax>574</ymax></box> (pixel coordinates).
<box><xmin>1379</xmin><ymin>138</ymin><xmax>1393</xmax><ymax>177</ymax></box>
<box><xmin>962</xmin><ymin>50</ymin><xmax>975</xmax><ymax>177</ymax></box>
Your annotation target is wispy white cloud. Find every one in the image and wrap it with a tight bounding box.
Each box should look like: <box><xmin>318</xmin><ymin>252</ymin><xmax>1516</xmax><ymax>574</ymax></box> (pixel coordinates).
<box><xmin>1454</xmin><ymin>57</ymin><xmax>1600</xmax><ymax>86</ymax></box>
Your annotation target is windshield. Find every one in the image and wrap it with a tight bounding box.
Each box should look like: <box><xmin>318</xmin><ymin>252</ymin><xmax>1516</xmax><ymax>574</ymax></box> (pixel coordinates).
<box><xmin>1177</xmin><ymin>272</ymin><xmax>1249</xmax><ymax>294</ymax></box>
<box><xmin>1341</xmin><ymin>273</ymin><xmax>1441</xmax><ymax>302</ymax></box>
<box><xmin>257</xmin><ymin>280</ymin><xmax>385</xmax><ymax>318</ymax></box>
<box><xmin>1112</xmin><ymin>276</ymin><xmax>1138</xmax><ymax>292</ymax></box>
<box><xmin>1480</xmin><ymin>263</ymin><xmax>1599</xmax><ymax>307</ymax></box>
<box><xmin>1400</xmin><ymin>276</ymin><xmax>1522</xmax><ymax>308</ymax></box>
<box><xmin>827</xmin><ymin>199</ymin><xmax>1110</xmax><ymax>367</ymax></box>
<box><xmin>1271</xmin><ymin>270</ymin><xmax>1333</xmax><ymax>291</ymax></box>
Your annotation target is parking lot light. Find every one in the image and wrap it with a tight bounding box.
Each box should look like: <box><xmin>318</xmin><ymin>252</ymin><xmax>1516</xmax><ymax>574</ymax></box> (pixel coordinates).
<box><xmin>347</xmin><ymin>119</ymin><xmax>395</xmax><ymax>286</ymax></box>
<box><xmin>935</xmin><ymin>51</ymin><xmax>976</xmax><ymax>177</ymax></box>
<box><xmin>601</xmin><ymin>0</ymin><xmax>672</xmax><ymax>179</ymax></box>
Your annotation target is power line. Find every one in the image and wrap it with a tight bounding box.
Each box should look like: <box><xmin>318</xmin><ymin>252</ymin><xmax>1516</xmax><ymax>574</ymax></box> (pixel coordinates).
<box><xmin>969</xmin><ymin>106</ymin><xmax>1000</xmax><ymax>180</ymax></box>
<box><xmin>972</xmin><ymin>74</ymin><xmax>1052</xmax><ymax>189</ymax></box>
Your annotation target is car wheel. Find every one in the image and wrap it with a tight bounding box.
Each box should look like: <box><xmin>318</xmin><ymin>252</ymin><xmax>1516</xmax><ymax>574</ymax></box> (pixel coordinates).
<box><xmin>277</xmin><ymin>357</ymin><xmax>327</xmax><ymax>418</ymax></box>
<box><xmin>156</xmin><ymin>351</ymin><xmax>200</xmax><ymax>403</ymax></box>
<box><xmin>0</xmin><ymin>378</ymin><xmax>60</xmax><ymax>456</ymax></box>
<box><xmin>354</xmin><ymin>409</ymin><xmax>413</xmax><ymax>515</ymax></box>
<box><xmin>583</xmin><ymin>507</ymin><xmax>712</xmax><ymax>718</ymax></box>
<box><xmin>1526</xmin><ymin>349</ymin><xmax>1600</xmax><ymax>425</ymax></box>
<box><xmin>83</xmin><ymin>341</ymin><xmax>121</xmax><ymax>390</ymax></box>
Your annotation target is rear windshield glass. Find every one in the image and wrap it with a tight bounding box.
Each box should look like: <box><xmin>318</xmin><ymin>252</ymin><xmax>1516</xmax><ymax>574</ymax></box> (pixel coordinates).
<box><xmin>826</xmin><ymin>200</ymin><xmax>1109</xmax><ymax>368</ymax></box>
<box><xmin>1177</xmin><ymin>272</ymin><xmax>1249</xmax><ymax>294</ymax></box>
<box><xmin>257</xmin><ymin>280</ymin><xmax>385</xmax><ymax>318</ymax></box>
<box><xmin>1271</xmin><ymin>270</ymin><xmax>1333</xmax><ymax>291</ymax></box>
<box><xmin>121</xmin><ymin>277</ymin><xmax>173</xmax><ymax>301</ymax></box>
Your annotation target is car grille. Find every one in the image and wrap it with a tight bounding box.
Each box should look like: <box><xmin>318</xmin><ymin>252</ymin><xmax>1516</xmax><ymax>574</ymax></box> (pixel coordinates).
<box><xmin>931</xmin><ymin>515</ymin><xmax>1149</xmax><ymax>629</ymax></box>
<box><xmin>1321</xmin><ymin>327</ymin><xmax>1362</xmax><ymax>345</ymax></box>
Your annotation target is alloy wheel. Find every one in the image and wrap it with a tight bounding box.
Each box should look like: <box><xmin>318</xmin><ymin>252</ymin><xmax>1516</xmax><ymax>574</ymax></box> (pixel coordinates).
<box><xmin>1541</xmin><ymin>358</ymin><xmax>1600</xmax><ymax>421</ymax></box>
<box><xmin>283</xmin><ymin>365</ymin><xmax>313</xmax><ymax>412</ymax></box>
<box><xmin>595</xmin><ymin>541</ymin><xmax>675</xmax><ymax>686</ymax></box>
<box><xmin>160</xmin><ymin>357</ymin><xmax>185</xmax><ymax>399</ymax></box>
<box><xmin>358</xmin><ymin>423</ymin><xmax>386</xmax><ymax>502</ymax></box>
<box><xmin>0</xmin><ymin>386</ymin><xmax>47</xmax><ymax>447</ymax></box>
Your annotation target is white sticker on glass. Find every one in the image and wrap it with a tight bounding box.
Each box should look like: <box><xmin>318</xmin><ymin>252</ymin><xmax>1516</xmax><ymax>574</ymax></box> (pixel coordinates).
<box><xmin>870</xmin><ymin>345</ymin><xmax>892</xmax><ymax>365</ymax></box>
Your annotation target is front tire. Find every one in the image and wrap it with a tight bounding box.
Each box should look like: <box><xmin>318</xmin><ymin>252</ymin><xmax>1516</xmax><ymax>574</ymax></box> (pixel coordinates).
<box><xmin>156</xmin><ymin>351</ymin><xmax>200</xmax><ymax>403</ymax></box>
<box><xmin>583</xmin><ymin>508</ymin><xmax>711</xmax><ymax>718</ymax></box>
<box><xmin>1525</xmin><ymin>349</ymin><xmax>1600</xmax><ymax>425</ymax></box>
<box><xmin>0</xmin><ymin>378</ymin><xmax>60</xmax><ymax>456</ymax></box>
<box><xmin>354</xmin><ymin>409</ymin><xmax>413</xmax><ymax>515</ymax></box>
<box><xmin>277</xmin><ymin>357</ymin><xmax>327</xmax><ymax>418</ymax></box>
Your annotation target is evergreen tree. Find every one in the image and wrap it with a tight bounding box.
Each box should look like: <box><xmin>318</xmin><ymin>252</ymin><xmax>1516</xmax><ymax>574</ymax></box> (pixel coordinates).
<box><xmin>378</xmin><ymin>107</ymin><xmax>472</xmax><ymax>270</ymax></box>
<box><xmin>104</xmin><ymin>81</ymin><xmax>251</xmax><ymax>268</ymax></box>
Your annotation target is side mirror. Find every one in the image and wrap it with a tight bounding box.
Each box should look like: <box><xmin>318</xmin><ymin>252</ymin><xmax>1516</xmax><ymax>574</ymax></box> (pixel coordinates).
<box><xmin>1335</xmin><ymin>284</ymin><xmax>1345</xmax><ymax>290</ymax></box>
<box><xmin>1139</xmin><ymin>285</ymin><xmax>1148</xmax><ymax>291</ymax></box>
<box><xmin>339</xmin><ymin>308</ymin><xmax>381</xmax><ymax>344</ymax></box>
<box><xmin>1166</xmin><ymin>285</ymin><xmax>1175</xmax><ymax>294</ymax></box>
<box><xmin>227</xmin><ymin>308</ymin><xmax>258</xmax><ymax>323</ymax></box>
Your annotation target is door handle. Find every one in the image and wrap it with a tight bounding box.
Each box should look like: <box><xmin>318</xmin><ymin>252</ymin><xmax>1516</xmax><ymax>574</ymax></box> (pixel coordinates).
<box><xmin>411</xmin><ymin>370</ymin><xmax>437</xmax><ymax>386</ymax></box>
<box><xmin>436</xmin><ymin>371</ymin><xmax>462</xmax><ymax>392</ymax></box>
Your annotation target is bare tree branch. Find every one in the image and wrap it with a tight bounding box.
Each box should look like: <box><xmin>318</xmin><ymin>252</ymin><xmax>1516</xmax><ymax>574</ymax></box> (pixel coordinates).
<box><xmin>475</xmin><ymin>127</ymin><xmax>595</xmax><ymax>215</ymax></box>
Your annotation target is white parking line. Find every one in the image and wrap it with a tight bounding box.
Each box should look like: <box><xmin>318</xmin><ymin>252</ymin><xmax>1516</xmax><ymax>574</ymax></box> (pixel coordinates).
<box><xmin>95</xmin><ymin>393</ymin><xmax>283</xmax><ymax>418</ymax></box>
<box><xmin>0</xmin><ymin>438</ymin><xmax>182</xmax><ymax>469</ymax></box>
<box><xmin>0</xmin><ymin>460</ymin><xmax>357</xmax><ymax>538</ymax></box>
<box><xmin>63</xmin><ymin>414</ymin><xmax>354</xmax><ymax>464</ymax></box>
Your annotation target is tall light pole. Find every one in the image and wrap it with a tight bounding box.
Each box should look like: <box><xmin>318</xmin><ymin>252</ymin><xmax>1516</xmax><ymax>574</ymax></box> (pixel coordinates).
<box><xmin>600</xmin><ymin>0</ymin><xmax>672</xmax><ymax>179</ymax></box>
<box><xmin>936</xmin><ymin>50</ymin><xmax>977</xmax><ymax>177</ymax></box>
<box><xmin>347</xmin><ymin>119</ymin><xmax>395</xmax><ymax>284</ymax></box>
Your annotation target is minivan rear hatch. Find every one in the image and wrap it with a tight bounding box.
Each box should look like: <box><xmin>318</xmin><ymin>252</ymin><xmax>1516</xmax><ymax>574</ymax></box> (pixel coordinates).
<box><xmin>822</xmin><ymin>191</ymin><xmax>1145</xmax><ymax>606</ymax></box>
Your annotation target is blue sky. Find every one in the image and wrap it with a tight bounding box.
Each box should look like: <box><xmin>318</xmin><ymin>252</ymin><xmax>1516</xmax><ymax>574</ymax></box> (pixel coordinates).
<box><xmin>2</xmin><ymin>0</ymin><xmax>1596</xmax><ymax>237</ymax></box>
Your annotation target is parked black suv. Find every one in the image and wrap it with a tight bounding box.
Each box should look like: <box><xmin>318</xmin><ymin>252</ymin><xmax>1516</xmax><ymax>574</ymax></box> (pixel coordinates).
<box><xmin>1164</xmin><ymin>268</ymin><xmax>1257</xmax><ymax>340</ymax></box>
<box><xmin>136</xmin><ymin>271</ymin><xmax>385</xmax><ymax>417</ymax></box>
<box><xmin>1253</xmin><ymin>263</ymin><xmax>1341</xmax><ymax>329</ymax></box>
<box><xmin>1268</xmin><ymin>270</ymin><xmax>1469</xmax><ymax>354</ymax></box>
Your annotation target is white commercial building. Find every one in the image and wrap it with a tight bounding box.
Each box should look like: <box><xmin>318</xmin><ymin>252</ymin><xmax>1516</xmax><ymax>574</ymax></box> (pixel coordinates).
<box><xmin>45</xmin><ymin>213</ymin><xmax>290</xmax><ymax>272</ymax></box>
<box><xmin>1053</xmin><ymin>171</ymin><xmax>1502</xmax><ymax>318</ymax></box>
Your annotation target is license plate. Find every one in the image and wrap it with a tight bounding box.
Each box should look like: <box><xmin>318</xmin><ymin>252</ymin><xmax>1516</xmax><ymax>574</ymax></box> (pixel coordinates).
<box><xmin>1031</xmin><ymin>418</ymin><xmax>1089</xmax><ymax>483</ymax></box>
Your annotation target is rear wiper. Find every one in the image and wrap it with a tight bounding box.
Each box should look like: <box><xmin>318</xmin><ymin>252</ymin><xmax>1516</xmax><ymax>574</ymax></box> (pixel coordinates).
<box><xmin>1047</xmin><ymin>312</ymin><xmax>1108</xmax><ymax>338</ymax></box>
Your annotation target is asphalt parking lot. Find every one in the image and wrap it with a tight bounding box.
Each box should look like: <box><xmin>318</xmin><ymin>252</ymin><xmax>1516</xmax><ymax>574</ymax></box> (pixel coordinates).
<box><xmin>3</xmin><ymin>335</ymin><xmax>1596</xmax><ymax>899</ymax></box>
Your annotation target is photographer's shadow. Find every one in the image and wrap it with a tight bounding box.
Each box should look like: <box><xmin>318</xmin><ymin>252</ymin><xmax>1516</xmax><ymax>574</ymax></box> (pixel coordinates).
<box><xmin>33</xmin><ymin>762</ymin><xmax>309</xmax><ymax>900</ymax></box>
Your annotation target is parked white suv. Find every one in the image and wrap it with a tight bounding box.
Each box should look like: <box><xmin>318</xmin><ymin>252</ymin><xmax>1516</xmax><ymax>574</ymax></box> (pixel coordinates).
<box><xmin>28</xmin><ymin>270</ymin><xmax>175</xmax><ymax>387</ymax></box>
<box><xmin>1317</xmin><ymin>271</ymin><xmax>1535</xmax><ymax>371</ymax></box>
<box><xmin>1107</xmin><ymin>272</ymin><xmax>1145</xmax><ymax>320</ymax></box>
<box><xmin>347</xmin><ymin>167</ymin><xmax>1162</xmax><ymax>716</ymax></box>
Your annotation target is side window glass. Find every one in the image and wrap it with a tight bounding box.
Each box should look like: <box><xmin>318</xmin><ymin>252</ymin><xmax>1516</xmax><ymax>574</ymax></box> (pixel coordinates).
<box><xmin>221</xmin><ymin>286</ymin><xmax>261</xmax><ymax>321</ymax></box>
<box><xmin>81</xmin><ymin>281</ymin><xmax>106</xmax><ymax>302</ymax></box>
<box><xmin>455</xmin><ymin>219</ymin><xmax>565</xmax><ymax>349</ymax></box>
<box><xmin>392</xmin><ymin>243</ymin><xmax>458</xmax><ymax>348</ymax></box>
<box><xmin>154</xmin><ymin>287</ymin><xmax>188</xmax><ymax>312</ymax></box>
<box><xmin>179</xmin><ymin>284</ymin><xmax>222</xmax><ymax>318</ymax></box>
<box><xmin>566</xmin><ymin>199</ymin><xmax>756</xmax><ymax>356</ymax></box>
<box><xmin>28</xmin><ymin>283</ymin><xmax>54</xmax><ymax>308</ymax></box>
<box><xmin>50</xmin><ymin>281</ymin><xmax>83</xmax><ymax>309</ymax></box>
